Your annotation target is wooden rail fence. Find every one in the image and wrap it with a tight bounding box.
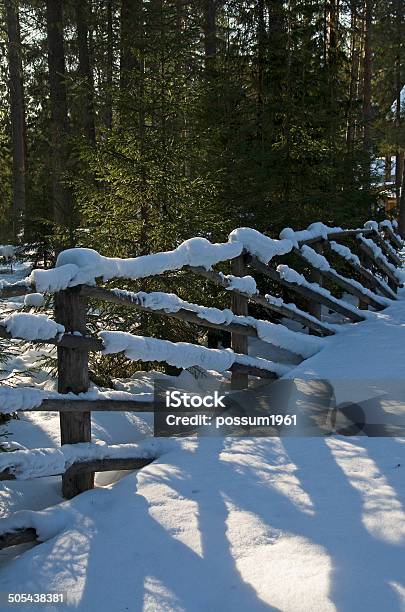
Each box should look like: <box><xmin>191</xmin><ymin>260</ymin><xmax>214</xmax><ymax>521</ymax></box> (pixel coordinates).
<box><xmin>0</xmin><ymin>219</ymin><xmax>403</xmax><ymax>549</ymax></box>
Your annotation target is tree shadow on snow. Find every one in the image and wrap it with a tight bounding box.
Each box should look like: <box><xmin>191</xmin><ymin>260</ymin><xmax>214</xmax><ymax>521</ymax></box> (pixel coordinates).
<box><xmin>77</xmin><ymin>448</ymin><xmax>278</xmax><ymax>612</ymax></box>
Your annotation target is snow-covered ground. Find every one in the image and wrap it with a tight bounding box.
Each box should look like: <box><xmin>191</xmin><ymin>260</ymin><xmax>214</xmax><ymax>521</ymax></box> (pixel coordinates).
<box><xmin>1</xmin><ymin>262</ymin><xmax>405</xmax><ymax>611</ymax></box>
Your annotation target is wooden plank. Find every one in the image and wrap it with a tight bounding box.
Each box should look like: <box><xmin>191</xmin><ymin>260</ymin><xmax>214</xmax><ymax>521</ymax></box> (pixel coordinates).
<box><xmin>80</xmin><ymin>285</ymin><xmax>258</xmax><ymax>338</ymax></box>
<box><xmin>0</xmin><ymin>283</ymin><xmax>33</xmax><ymax>298</ymax></box>
<box><xmin>0</xmin><ymin>324</ymin><xmax>103</xmax><ymax>351</ymax></box>
<box><xmin>296</xmin><ymin>247</ymin><xmax>386</xmax><ymax>311</ymax></box>
<box><xmin>306</xmin><ymin>242</ymin><xmax>323</xmax><ymax>320</ymax></box>
<box><xmin>371</xmin><ymin>232</ymin><xmax>402</xmax><ymax>267</ymax></box>
<box><xmin>0</xmin><ymin>528</ymin><xmax>37</xmax><ymax>550</ymax></box>
<box><xmin>186</xmin><ymin>266</ymin><xmax>334</xmax><ymax>337</ymax></box>
<box><xmin>246</xmin><ymin>255</ymin><xmax>365</xmax><ymax>323</ymax></box>
<box><xmin>323</xmin><ymin>269</ymin><xmax>384</xmax><ymax>311</ymax></box>
<box><xmin>230</xmin><ymin>363</ymin><xmax>277</xmax><ymax>380</ymax></box>
<box><xmin>297</xmin><ymin>228</ymin><xmax>374</xmax><ymax>247</ymax></box>
<box><xmin>30</xmin><ymin>399</ymin><xmax>156</xmax><ymax>412</ymax></box>
<box><xmin>0</xmin><ymin>457</ymin><xmax>154</xmax><ymax>482</ymax></box>
<box><xmin>230</xmin><ymin>255</ymin><xmax>249</xmax><ymax>389</ymax></box>
<box><xmin>381</xmin><ymin>225</ymin><xmax>403</xmax><ymax>250</ymax></box>
<box><xmin>356</xmin><ymin>237</ymin><xmax>401</xmax><ymax>290</ymax></box>
<box><xmin>55</xmin><ymin>286</ymin><xmax>93</xmax><ymax>499</ymax></box>
<box><xmin>60</xmin><ymin>457</ymin><xmax>154</xmax><ymax>479</ymax></box>
<box><xmin>326</xmin><ymin>243</ymin><xmax>396</xmax><ymax>300</ymax></box>
<box><xmin>0</xmin><ymin>468</ymin><xmax>16</xmax><ymax>481</ymax></box>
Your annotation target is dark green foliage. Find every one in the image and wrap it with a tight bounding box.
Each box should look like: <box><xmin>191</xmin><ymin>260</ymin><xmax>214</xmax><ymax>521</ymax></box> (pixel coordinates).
<box><xmin>0</xmin><ymin>0</ymin><xmax>403</xmax><ymax>379</ymax></box>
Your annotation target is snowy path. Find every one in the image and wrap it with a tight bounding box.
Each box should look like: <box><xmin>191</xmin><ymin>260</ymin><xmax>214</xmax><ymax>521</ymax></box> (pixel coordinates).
<box><xmin>1</xmin><ymin>436</ymin><xmax>405</xmax><ymax>611</ymax></box>
<box><xmin>1</xmin><ymin>273</ymin><xmax>405</xmax><ymax>609</ymax></box>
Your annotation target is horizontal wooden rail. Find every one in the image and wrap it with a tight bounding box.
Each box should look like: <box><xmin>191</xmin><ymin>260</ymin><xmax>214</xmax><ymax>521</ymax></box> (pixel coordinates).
<box><xmin>28</xmin><ymin>398</ymin><xmax>155</xmax><ymax>412</ymax></box>
<box><xmin>0</xmin><ymin>324</ymin><xmax>103</xmax><ymax>351</ymax></box>
<box><xmin>356</xmin><ymin>237</ymin><xmax>401</xmax><ymax>289</ymax></box>
<box><xmin>0</xmin><ymin>320</ymin><xmax>284</xmax><ymax>378</ymax></box>
<box><xmin>326</xmin><ymin>243</ymin><xmax>396</xmax><ymax>299</ymax></box>
<box><xmin>229</xmin><ymin>362</ymin><xmax>277</xmax><ymax>379</ymax></box>
<box><xmin>186</xmin><ymin>265</ymin><xmax>334</xmax><ymax>336</ymax></box>
<box><xmin>371</xmin><ymin>232</ymin><xmax>402</xmax><ymax>267</ymax></box>
<box><xmin>297</xmin><ymin>228</ymin><xmax>374</xmax><ymax>247</ymax></box>
<box><xmin>246</xmin><ymin>255</ymin><xmax>365</xmax><ymax>323</ymax></box>
<box><xmin>322</xmin><ymin>269</ymin><xmax>384</xmax><ymax>310</ymax></box>
<box><xmin>0</xmin><ymin>528</ymin><xmax>37</xmax><ymax>550</ymax></box>
<box><xmin>0</xmin><ymin>456</ymin><xmax>154</xmax><ymax>482</ymax></box>
<box><xmin>381</xmin><ymin>225</ymin><xmax>403</xmax><ymax>250</ymax></box>
<box><xmin>81</xmin><ymin>285</ymin><xmax>262</xmax><ymax>339</ymax></box>
<box><xmin>295</xmin><ymin>248</ymin><xmax>386</xmax><ymax>311</ymax></box>
<box><xmin>0</xmin><ymin>282</ymin><xmax>33</xmax><ymax>298</ymax></box>
<box><xmin>64</xmin><ymin>457</ymin><xmax>154</xmax><ymax>480</ymax></box>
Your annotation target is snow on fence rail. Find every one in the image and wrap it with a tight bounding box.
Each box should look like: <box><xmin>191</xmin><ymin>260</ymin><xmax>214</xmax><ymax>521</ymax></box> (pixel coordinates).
<box><xmin>0</xmin><ymin>439</ymin><xmax>165</xmax><ymax>481</ymax></box>
<box><xmin>0</xmin><ymin>219</ymin><xmax>403</xmax><ymax>531</ymax></box>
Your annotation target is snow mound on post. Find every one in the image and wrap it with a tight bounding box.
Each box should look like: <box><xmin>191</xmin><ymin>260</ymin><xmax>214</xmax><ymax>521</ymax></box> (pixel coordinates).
<box><xmin>31</xmin><ymin>264</ymin><xmax>79</xmax><ymax>292</ymax></box>
<box><xmin>229</xmin><ymin>228</ymin><xmax>293</xmax><ymax>263</ymax></box>
<box><xmin>1</xmin><ymin>313</ymin><xmax>65</xmax><ymax>341</ymax></box>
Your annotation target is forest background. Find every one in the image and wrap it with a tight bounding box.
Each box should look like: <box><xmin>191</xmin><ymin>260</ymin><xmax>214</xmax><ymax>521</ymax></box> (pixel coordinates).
<box><xmin>1</xmin><ymin>0</ymin><xmax>405</xmax><ymax>377</ymax></box>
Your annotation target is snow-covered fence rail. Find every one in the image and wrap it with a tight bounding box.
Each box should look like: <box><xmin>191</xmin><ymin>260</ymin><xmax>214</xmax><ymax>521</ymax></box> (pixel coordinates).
<box><xmin>0</xmin><ymin>218</ymin><xmax>403</xmax><ymax>514</ymax></box>
<box><xmin>0</xmin><ymin>441</ymin><xmax>159</xmax><ymax>482</ymax></box>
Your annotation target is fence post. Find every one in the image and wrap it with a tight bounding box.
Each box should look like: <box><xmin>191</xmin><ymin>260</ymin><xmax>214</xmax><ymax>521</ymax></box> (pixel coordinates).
<box><xmin>231</xmin><ymin>254</ymin><xmax>249</xmax><ymax>389</ymax></box>
<box><xmin>358</xmin><ymin>252</ymin><xmax>371</xmax><ymax>310</ymax></box>
<box><xmin>308</xmin><ymin>241</ymin><xmax>323</xmax><ymax>322</ymax></box>
<box><xmin>55</xmin><ymin>286</ymin><xmax>94</xmax><ymax>499</ymax></box>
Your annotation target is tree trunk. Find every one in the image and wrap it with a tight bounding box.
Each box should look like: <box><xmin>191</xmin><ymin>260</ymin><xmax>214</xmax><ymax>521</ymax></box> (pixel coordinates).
<box><xmin>4</xmin><ymin>0</ymin><xmax>26</xmax><ymax>240</ymax></box>
<box><xmin>385</xmin><ymin>154</ymin><xmax>392</xmax><ymax>183</ymax></box>
<box><xmin>203</xmin><ymin>0</ymin><xmax>217</xmax><ymax>76</ymax></box>
<box><xmin>256</xmin><ymin>0</ymin><xmax>266</xmax><ymax>142</ymax></box>
<box><xmin>105</xmin><ymin>0</ymin><xmax>113</xmax><ymax>129</ymax></box>
<box><xmin>395</xmin><ymin>0</ymin><xmax>403</xmax><ymax>207</ymax></box>
<box><xmin>395</xmin><ymin>147</ymin><xmax>402</xmax><ymax>205</ymax></box>
<box><xmin>346</xmin><ymin>0</ymin><xmax>359</xmax><ymax>152</ymax></box>
<box><xmin>399</xmin><ymin>161</ymin><xmax>405</xmax><ymax>238</ymax></box>
<box><xmin>362</xmin><ymin>0</ymin><xmax>372</xmax><ymax>152</ymax></box>
<box><xmin>75</xmin><ymin>0</ymin><xmax>96</xmax><ymax>143</ymax></box>
<box><xmin>119</xmin><ymin>0</ymin><xmax>142</xmax><ymax>123</ymax></box>
<box><xmin>45</xmin><ymin>0</ymin><xmax>73</xmax><ymax>236</ymax></box>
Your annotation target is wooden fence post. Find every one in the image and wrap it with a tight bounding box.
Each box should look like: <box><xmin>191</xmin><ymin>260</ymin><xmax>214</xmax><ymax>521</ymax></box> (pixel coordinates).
<box><xmin>308</xmin><ymin>241</ymin><xmax>323</xmax><ymax>322</ymax></box>
<box><xmin>358</xmin><ymin>252</ymin><xmax>371</xmax><ymax>310</ymax></box>
<box><xmin>231</xmin><ymin>254</ymin><xmax>249</xmax><ymax>389</ymax></box>
<box><xmin>55</xmin><ymin>286</ymin><xmax>94</xmax><ymax>498</ymax></box>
